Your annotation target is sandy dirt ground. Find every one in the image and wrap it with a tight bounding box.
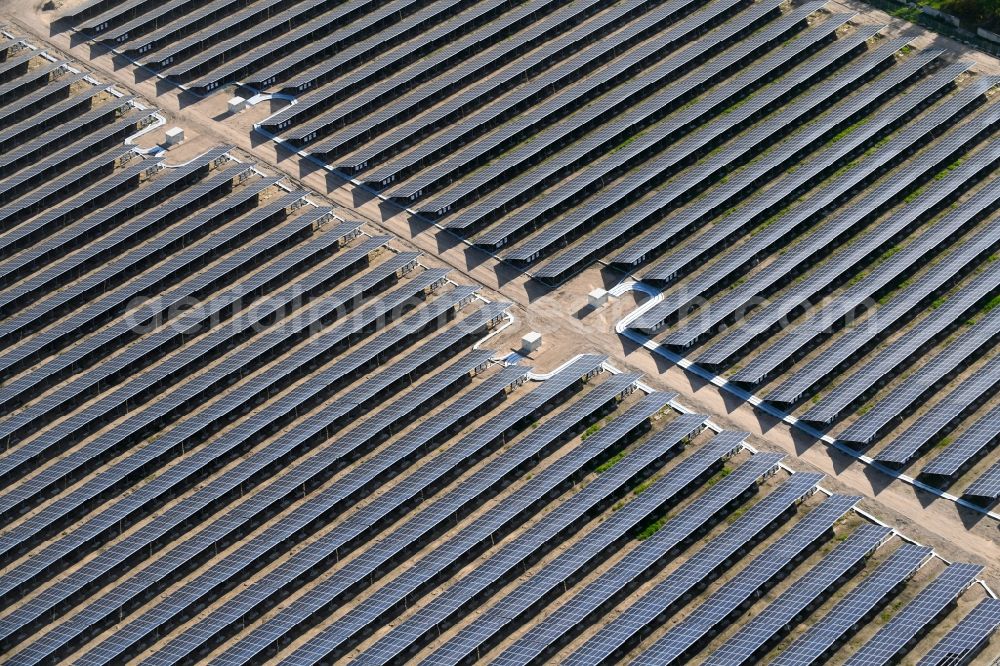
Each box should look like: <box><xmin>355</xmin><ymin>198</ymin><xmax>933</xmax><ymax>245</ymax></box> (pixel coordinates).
<box><xmin>2</xmin><ymin>0</ymin><xmax>999</xmax><ymax>590</ymax></box>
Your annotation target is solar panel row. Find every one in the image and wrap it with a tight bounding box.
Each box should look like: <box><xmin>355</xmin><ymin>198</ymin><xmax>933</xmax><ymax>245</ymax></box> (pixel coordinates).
<box><xmin>10</xmin><ymin>10</ymin><xmax>999</xmax><ymax>663</ymax></box>
<box><xmin>488</xmin><ymin>447</ymin><xmax>783</xmax><ymax>666</ymax></box>
<box><xmin>2</xmin><ymin>45</ymin><xmax>598</xmax><ymax>666</ymax></box>
<box><xmin>770</xmin><ymin>543</ymin><xmax>934</xmax><ymax>665</ymax></box>
<box><xmin>604</xmin><ymin>32</ymin><xmax>921</xmax><ymax>262</ymax></box>
<box><xmin>491</xmin><ymin>11</ymin><xmax>856</xmax><ymax>260</ymax></box>
<box><xmin>631</xmin><ymin>494</ymin><xmax>864</xmax><ymax>665</ymax></box>
<box><xmin>837</xmin><ymin>307</ymin><xmax>1000</xmax><ymax>445</ymax></box>
<box><xmin>402</xmin><ymin>0</ymin><xmax>775</xmax><ymax>210</ymax></box>
<box><xmin>532</xmin><ymin>28</ymin><xmax>906</xmax><ymax>278</ymax></box>
<box><xmin>843</xmin><ymin>562</ymin><xmax>982</xmax><ymax>666</ymax></box>
<box><xmin>767</xmin><ymin>258</ymin><xmax>1000</xmax><ymax>407</ymax></box>
<box><xmin>587</xmin><ymin>28</ymin><xmax>1000</xmax><ymax>492</ymax></box>
<box><xmin>633</xmin><ymin>68</ymin><xmax>987</xmax><ymax>331</ymax></box>
<box><xmin>199</xmin><ymin>368</ymin><xmax>635</xmax><ymax>665</ymax></box>
<box><xmin>962</xmin><ymin>460</ymin><xmax>1000</xmax><ymax>501</ymax></box>
<box><xmin>874</xmin><ymin>354</ymin><xmax>1000</xmax><ymax>467</ymax></box>
<box><xmin>920</xmin><ymin>403</ymin><xmax>1000</xmax><ymax>479</ymax></box>
<box><xmin>0</xmin><ymin>211</ymin><xmax>362</xmax><ymax>420</ymax></box>
<box><xmin>286</xmin><ymin>400</ymin><xmax>699</xmax><ymax>665</ymax></box>
<box><xmin>564</xmin><ymin>483</ymin><xmax>839</xmax><ymax>665</ymax></box>
<box><xmin>703</xmin><ymin>523</ymin><xmax>892</xmax><ymax>666</ymax></box>
<box><xmin>918</xmin><ymin>598</ymin><xmax>1000</xmax><ymax>666</ymax></box>
<box><xmin>0</xmin><ymin>264</ymin><xmax>456</xmax><ymax>593</ymax></box>
<box><xmin>423</xmin><ymin>434</ymin><xmax>784</xmax><ymax>666</ymax></box>
<box><xmin>367</xmin><ymin>0</ymin><xmax>756</xmax><ymax>192</ymax></box>
<box><xmin>0</xmin><ymin>243</ymin><xmax>410</xmax><ymax>498</ymax></box>
<box><xmin>700</xmin><ymin>142</ymin><xmax>1000</xmax><ymax>370</ymax></box>
<box><xmin>426</xmin><ymin>2</ymin><xmax>822</xmax><ymax>231</ymax></box>
<box><xmin>344</xmin><ymin>0</ymin><xmax>712</xmax><ymax>175</ymax></box>
<box><xmin>72</xmin><ymin>357</ymin><xmax>530</xmax><ymax>665</ymax></box>
<box><xmin>18</xmin><ymin>343</ymin><xmax>524</xmax><ymax>665</ymax></box>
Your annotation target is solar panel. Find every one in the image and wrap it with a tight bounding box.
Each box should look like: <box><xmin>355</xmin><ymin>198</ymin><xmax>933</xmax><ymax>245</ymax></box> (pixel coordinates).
<box><xmin>634</xmin><ymin>60</ymin><xmax>975</xmax><ymax>293</ymax></box>
<box><xmin>641</xmin><ymin>73</ymin><xmax>993</xmax><ymax>338</ymax></box>
<box><xmin>0</xmin><ymin>252</ymin><xmax>431</xmax><ymax>511</ymax></box>
<box><xmin>747</xmin><ymin>228</ymin><xmax>1000</xmax><ymax>394</ymax></box>
<box><xmin>496</xmin><ymin>12</ymin><xmax>856</xmax><ymax>262</ymax></box>
<box><xmin>0</xmin><ymin>280</ymin><xmax>504</xmax><ymax>651</ymax></box>
<box><xmin>424</xmin><ymin>433</ymin><xmax>775</xmax><ymax>666</ymax></box>
<box><xmin>340</xmin><ymin>0</ymin><xmax>714</xmax><ymax>153</ymax></box>
<box><xmin>341</xmin><ymin>0</ymin><xmax>708</xmax><ymax>175</ymax></box>
<box><xmin>60</xmin><ymin>0</ymin><xmax>125</xmax><ymax>23</ymax></box>
<box><xmin>0</xmin><ymin>266</ymin><xmax>450</xmax><ymax>601</ymax></box>
<box><xmin>0</xmin><ymin>211</ymin><xmax>362</xmax><ymax>420</ymax></box>
<box><xmin>875</xmin><ymin>354</ymin><xmax>1000</xmax><ymax>466</ymax></box>
<box><xmin>0</xmin><ymin>94</ymin><xmax>136</xmax><ymax>176</ymax></box>
<box><xmin>0</xmin><ymin>185</ymin><xmax>326</xmax><ymax>420</ymax></box>
<box><xmin>146</xmin><ymin>0</ymin><xmax>292</xmax><ymax>69</ymax></box>
<box><xmin>223</xmin><ymin>0</ymin><xmax>427</xmax><ymax>92</ymax></box>
<box><xmin>267</xmin><ymin>0</ymin><xmax>514</xmax><ymax>98</ymax></box>
<box><xmin>395</xmin><ymin>0</ymin><xmax>784</xmax><ymax>207</ymax></box>
<box><xmin>288</xmin><ymin>397</ymin><xmax>696</xmax><ymax>664</ymax></box>
<box><xmin>0</xmin><ymin>84</ymin><xmax>112</xmax><ymax>151</ymax></box>
<box><xmin>800</xmin><ymin>273</ymin><xmax>1000</xmax><ymax>427</ymax></box>
<box><xmin>96</xmin><ymin>0</ymin><xmax>223</xmax><ymax>44</ymax></box>
<box><xmin>768</xmin><ymin>258</ymin><xmax>1000</xmax><ymax>406</ymax></box>
<box><xmin>632</xmin><ymin>64</ymin><xmax>981</xmax><ymax>330</ymax></box>
<box><xmin>264</xmin><ymin>0</ymin><xmax>547</xmax><ymax>129</ymax></box>
<box><xmin>0</xmin><ymin>50</ymin><xmax>36</xmax><ymax>81</ymax></box>
<box><xmin>165</xmin><ymin>0</ymin><xmax>375</xmax><ymax>86</ymax></box>
<box><xmin>0</xmin><ymin>144</ymin><xmax>132</xmax><ymax>230</ymax></box>
<box><xmin>302</xmin><ymin>0</ymin><xmax>669</xmax><ymax>159</ymax></box>
<box><xmin>421</xmin><ymin>0</ymin><xmax>813</xmax><ymax>226</ymax></box>
<box><xmin>962</xmin><ymin>458</ymin><xmax>1000</xmax><ymax>501</ymax></box>
<box><xmin>703</xmin><ymin>523</ymin><xmax>891</xmax><ymax>666</ymax></box>
<box><xmin>0</xmin><ymin>60</ymin><xmax>70</xmax><ymax>114</ymax></box>
<box><xmin>0</xmin><ymin>158</ymin><xmax>150</xmax><ymax>258</ymax></box>
<box><xmin>921</xmin><ymin>403</ymin><xmax>1000</xmax><ymax>478</ymax></box>
<box><xmin>607</xmin><ymin>34</ymin><xmax>919</xmax><ymax>267</ymax></box>
<box><xmin>0</xmin><ymin>163</ymin><xmax>254</xmax><ymax>313</ymax></box>
<box><xmin>364</xmin><ymin>0</ymin><xmax>744</xmax><ymax>190</ymax></box>
<box><xmin>150</xmin><ymin>356</ymin><xmax>612</xmax><ymax>665</ymax></box>
<box><xmin>626</xmin><ymin>495</ymin><xmax>862</xmax><ymax>666</ymax></box>
<box><xmin>2</xmin><ymin>143</ymin><xmax>232</xmax><ymax>253</ymax></box>
<box><xmin>708</xmin><ymin>148</ymin><xmax>1000</xmax><ymax>373</ymax></box>
<box><xmin>438</xmin><ymin>462</ymin><xmax>819</xmax><ymax>663</ymax></box>
<box><xmin>770</xmin><ymin>544</ymin><xmax>933</xmax><ymax>666</ymax></box>
<box><xmin>917</xmin><ymin>598</ymin><xmax>1000</xmax><ymax>666</ymax></box>
<box><xmin>77</xmin><ymin>0</ymin><xmax>156</xmax><ymax>33</ymax></box>
<box><xmin>42</xmin><ymin>344</ymin><xmax>524</xmax><ymax>666</ymax></box>
<box><xmin>485</xmin><ymin>449</ymin><xmax>787</xmax><ymax>666</ymax></box>
<box><xmin>18</xmin><ymin>0</ymin><xmax>1000</xmax><ymax>657</ymax></box>
<box><xmin>531</xmin><ymin>27</ymin><xmax>901</xmax><ymax>280</ymax></box>
<box><xmin>0</xmin><ymin>107</ymin><xmax>154</xmax><ymax>189</ymax></box>
<box><xmin>0</xmin><ymin>38</ymin><xmax>24</xmax><ymax>61</ymax></box>
<box><xmin>837</xmin><ymin>309</ymin><xmax>1000</xmax><ymax>444</ymax></box>
<box><xmin>843</xmin><ymin>562</ymin><xmax>982</xmax><ymax>666</ymax></box>
<box><xmin>0</xmin><ymin>176</ymin><xmax>286</xmax><ymax>348</ymax></box>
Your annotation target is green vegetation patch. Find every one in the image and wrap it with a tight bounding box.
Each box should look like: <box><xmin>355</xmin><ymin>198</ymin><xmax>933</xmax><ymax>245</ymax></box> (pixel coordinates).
<box><xmin>595</xmin><ymin>450</ymin><xmax>626</xmax><ymax>473</ymax></box>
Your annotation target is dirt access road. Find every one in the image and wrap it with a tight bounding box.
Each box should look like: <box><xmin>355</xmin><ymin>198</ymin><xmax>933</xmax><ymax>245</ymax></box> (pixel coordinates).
<box><xmin>3</xmin><ymin>0</ymin><xmax>999</xmax><ymax>587</ymax></box>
